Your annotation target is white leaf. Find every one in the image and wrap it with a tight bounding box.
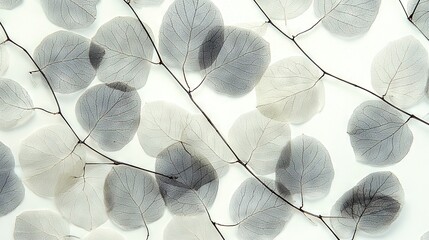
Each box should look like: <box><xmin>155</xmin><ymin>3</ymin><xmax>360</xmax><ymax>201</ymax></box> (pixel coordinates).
<box><xmin>0</xmin><ymin>0</ymin><xmax>22</xmax><ymax>9</ymax></box>
<box><xmin>14</xmin><ymin>210</ymin><xmax>70</xmax><ymax>240</ymax></box>
<box><xmin>164</xmin><ymin>215</ymin><xmax>222</xmax><ymax>240</ymax></box>
<box><xmin>40</xmin><ymin>0</ymin><xmax>98</xmax><ymax>29</ymax></box>
<box><xmin>131</xmin><ymin>0</ymin><xmax>163</xmax><ymax>8</ymax></box>
<box><xmin>0</xmin><ymin>45</ymin><xmax>8</xmax><ymax>75</ymax></box>
<box><xmin>256</xmin><ymin>0</ymin><xmax>312</xmax><ymax>20</ymax></box>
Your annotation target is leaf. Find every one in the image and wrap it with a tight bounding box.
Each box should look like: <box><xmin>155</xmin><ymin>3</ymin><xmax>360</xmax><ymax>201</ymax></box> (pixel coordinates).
<box><xmin>164</xmin><ymin>215</ymin><xmax>222</xmax><ymax>240</ymax></box>
<box><xmin>0</xmin><ymin>44</ymin><xmax>8</xmax><ymax>75</ymax></box>
<box><xmin>131</xmin><ymin>0</ymin><xmax>164</xmax><ymax>8</ymax></box>
<box><xmin>137</xmin><ymin>101</ymin><xmax>191</xmax><ymax>157</ymax></box>
<box><xmin>40</xmin><ymin>0</ymin><xmax>97</xmax><ymax>29</ymax></box>
<box><xmin>348</xmin><ymin>100</ymin><xmax>413</xmax><ymax>166</ymax></box>
<box><xmin>55</xmin><ymin>166</ymin><xmax>109</xmax><ymax>230</ymax></box>
<box><xmin>159</xmin><ymin>0</ymin><xmax>224</xmax><ymax>70</ymax></box>
<box><xmin>230</xmin><ymin>178</ymin><xmax>292</xmax><ymax>240</ymax></box>
<box><xmin>182</xmin><ymin>115</ymin><xmax>232</xmax><ymax>176</ymax></box>
<box><xmin>229</xmin><ymin>110</ymin><xmax>290</xmax><ymax>175</ymax></box>
<box><xmin>91</xmin><ymin>17</ymin><xmax>154</xmax><ymax>89</ymax></box>
<box><xmin>201</xmin><ymin>26</ymin><xmax>271</xmax><ymax>96</ymax></box>
<box><xmin>0</xmin><ymin>0</ymin><xmax>22</xmax><ymax>9</ymax></box>
<box><xmin>371</xmin><ymin>35</ymin><xmax>428</xmax><ymax>108</ymax></box>
<box><xmin>256</xmin><ymin>56</ymin><xmax>324</xmax><ymax>124</ymax></box>
<box><xmin>84</xmin><ymin>228</ymin><xmax>125</xmax><ymax>240</ymax></box>
<box><xmin>19</xmin><ymin>124</ymin><xmax>85</xmax><ymax>197</ymax></box>
<box><xmin>408</xmin><ymin>0</ymin><xmax>429</xmax><ymax>39</ymax></box>
<box><xmin>256</xmin><ymin>0</ymin><xmax>312</xmax><ymax>20</ymax></box>
<box><xmin>76</xmin><ymin>82</ymin><xmax>141</xmax><ymax>151</ymax></box>
<box><xmin>14</xmin><ymin>210</ymin><xmax>70</xmax><ymax>240</ymax></box>
<box><xmin>314</xmin><ymin>0</ymin><xmax>382</xmax><ymax>37</ymax></box>
<box><xmin>422</xmin><ymin>231</ymin><xmax>429</xmax><ymax>240</ymax></box>
<box><xmin>276</xmin><ymin>135</ymin><xmax>334</xmax><ymax>202</ymax></box>
<box><xmin>156</xmin><ymin>142</ymin><xmax>219</xmax><ymax>215</ymax></box>
<box><xmin>0</xmin><ymin>142</ymin><xmax>24</xmax><ymax>216</ymax></box>
<box><xmin>104</xmin><ymin>165</ymin><xmax>165</xmax><ymax>230</ymax></box>
<box><xmin>34</xmin><ymin>31</ymin><xmax>96</xmax><ymax>94</ymax></box>
<box><xmin>0</xmin><ymin>78</ymin><xmax>34</xmax><ymax>129</ymax></box>
<box><xmin>330</xmin><ymin>171</ymin><xmax>404</xmax><ymax>238</ymax></box>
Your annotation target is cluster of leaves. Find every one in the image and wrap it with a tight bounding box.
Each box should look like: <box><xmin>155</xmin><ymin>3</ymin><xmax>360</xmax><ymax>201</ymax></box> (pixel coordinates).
<box><xmin>1</xmin><ymin>0</ymin><xmax>429</xmax><ymax>239</ymax></box>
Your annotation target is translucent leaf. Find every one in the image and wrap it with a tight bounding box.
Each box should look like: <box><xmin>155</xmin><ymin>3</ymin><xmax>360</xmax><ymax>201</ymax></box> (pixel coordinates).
<box><xmin>131</xmin><ymin>0</ymin><xmax>164</xmax><ymax>8</ymax></box>
<box><xmin>76</xmin><ymin>83</ymin><xmax>141</xmax><ymax>151</ymax></box>
<box><xmin>422</xmin><ymin>231</ymin><xmax>429</xmax><ymax>240</ymax></box>
<box><xmin>137</xmin><ymin>101</ymin><xmax>190</xmax><ymax>157</ymax></box>
<box><xmin>229</xmin><ymin>110</ymin><xmax>290</xmax><ymax>175</ymax></box>
<box><xmin>348</xmin><ymin>100</ymin><xmax>413</xmax><ymax>166</ymax></box>
<box><xmin>91</xmin><ymin>17</ymin><xmax>154</xmax><ymax>89</ymax></box>
<box><xmin>156</xmin><ymin>142</ymin><xmax>218</xmax><ymax>215</ymax></box>
<box><xmin>408</xmin><ymin>0</ymin><xmax>429</xmax><ymax>39</ymax></box>
<box><xmin>330</xmin><ymin>171</ymin><xmax>404</xmax><ymax>238</ymax></box>
<box><xmin>34</xmin><ymin>31</ymin><xmax>96</xmax><ymax>94</ymax></box>
<box><xmin>19</xmin><ymin>125</ymin><xmax>85</xmax><ymax>197</ymax></box>
<box><xmin>0</xmin><ymin>142</ymin><xmax>24</xmax><ymax>216</ymax></box>
<box><xmin>0</xmin><ymin>78</ymin><xmax>34</xmax><ymax>129</ymax></box>
<box><xmin>40</xmin><ymin>0</ymin><xmax>97</xmax><ymax>29</ymax></box>
<box><xmin>0</xmin><ymin>44</ymin><xmax>8</xmax><ymax>75</ymax></box>
<box><xmin>14</xmin><ymin>210</ymin><xmax>70</xmax><ymax>240</ymax></box>
<box><xmin>314</xmin><ymin>0</ymin><xmax>382</xmax><ymax>37</ymax></box>
<box><xmin>55</xmin><ymin>166</ymin><xmax>109</xmax><ymax>230</ymax></box>
<box><xmin>84</xmin><ymin>228</ymin><xmax>125</xmax><ymax>240</ymax></box>
<box><xmin>256</xmin><ymin>56</ymin><xmax>324</xmax><ymax>124</ymax></box>
<box><xmin>0</xmin><ymin>0</ymin><xmax>22</xmax><ymax>9</ymax></box>
<box><xmin>230</xmin><ymin>178</ymin><xmax>292</xmax><ymax>240</ymax></box>
<box><xmin>256</xmin><ymin>0</ymin><xmax>312</xmax><ymax>20</ymax></box>
<box><xmin>182</xmin><ymin>115</ymin><xmax>232</xmax><ymax>176</ymax></box>
<box><xmin>276</xmin><ymin>135</ymin><xmax>334</xmax><ymax>202</ymax></box>
<box><xmin>202</xmin><ymin>27</ymin><xmax>271</xmax><ymax>96</ymax></box>
<box><xmin>104</xmin><ymin>166</ymin><xmax>165</xmax><ymax>230</ymax></box>
<box><xmin>159</xmin><ymin>0</ymin><xmax>224</xmax><ymax>70</ymax></box>
<box><xmin>164</xmin><ymin>215</ymin><xmax>222</xmax><ymax>240</ymax></box>
<box><xmin>371</xmin><ymin>36</ymin><xmax>428</xmax><ymax>108</ymax></box>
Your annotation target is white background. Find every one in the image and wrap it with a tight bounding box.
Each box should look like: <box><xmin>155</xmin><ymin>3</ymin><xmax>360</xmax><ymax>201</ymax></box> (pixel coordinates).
<box><xmin>1</xmin><ymin>0</ymin><xmax>429</xmax><ymax>239</ymax></box>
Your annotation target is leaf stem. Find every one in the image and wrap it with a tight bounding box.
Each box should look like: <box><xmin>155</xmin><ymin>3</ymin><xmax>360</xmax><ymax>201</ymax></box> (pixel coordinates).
<box><xmin>397</xmin><ymin>0</ymin><xmax>429</xmax><ymax>41</ymax></box>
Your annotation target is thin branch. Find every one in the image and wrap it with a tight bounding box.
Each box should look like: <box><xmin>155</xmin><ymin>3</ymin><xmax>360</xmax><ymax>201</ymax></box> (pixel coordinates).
<box><xmin>409</xmin><ymin>0</ymin><xmax>421</xmax><ymax>20</ymax></box>
<box><xmin>31</xmin><ymin>107</ymin><xmax>59</xmax><ymax>115</ymax></box>
<box><xmin>294</xmin><ymin>17</ymin><xmax>325</xmax><ymax>38</ymax></box>
<box><xmin>319</xmin><ymin>216</ymin><xmax>340</xmax><ymax>240</ymax></box>
<box><xmin>397</xmin><ymin>0</ymin><xmax>429</xmax><ymax>41</ymax></box>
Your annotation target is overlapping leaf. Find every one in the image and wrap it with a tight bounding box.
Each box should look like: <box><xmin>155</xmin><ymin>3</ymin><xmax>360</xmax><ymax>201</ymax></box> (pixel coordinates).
<box><xmin>256</xmin><ymin>56</ymin><xmax>324</xmax><ymax>123</ymax></box>
<box><xmin>314</xmin><ymin>0</ymin><xmax>382</xmax><ymax>37</ymax></box>
<box><xmin>104</xmin><ymin>166</ymin><xmax>165</xmax><ymax>231</ymax></box>
<box><xmin>76</xmin><ymin>82</ymin><xmax>141</xmax><ymax>151</ymax></box>
<box><xmin>0</xmin><ymin>78</ymin><xmax>34</xmax><ymax>128</ymax></box>
<box><xmin>137</xmin><ymin>101</ymin><xmax>191</xmax><ymax>157</ymax></box>
<box><xmin>156</xmin><ymin>143</ymin><xmax>218</xmax><ymax>215</ymax></box>
<box><xmin>331</xmin><ymin>171</ymin><xmax>404</xmax><ymax>238</ymax></box>
<box><xmin>0</xmin><ymin>142</ymin><xmax>24</xmax><ymax>216</ymax></box>
<box><xmin>19</xmin><ymin>125</ymin><xmax>85</xmax><ymax>197</ymax></box>
<box><xmin>84</xmin><ymin>228</ymin><xmax>125</xmax><ymax>240</ymax></box>
<box><xmin>371</xmin><ymin>36</ymin><xmax>428</xmax><ymax>108</ymax></box>
<box><xmin>34</xmin><ymin>31</ymin><xmax>96</xmax><ymax>94</ymax></box>
<box><xmin>159</xmin><ymin>0</ymin><xmax>224</xmax><ymax>70</ymax></box>
<box><xmin>55</xmin><ymin>166</ymin><xmax>109</xmax><ymax>230</ymax></box>
<box><xmin>91</xmin><ymin>17</ymin><xmax>154</xmax><ymax>89</ymax></box>
<box><xmin>276</xmin><ymin>135</ymin><xmax>334</xmax><ymax>202</ymax></box>
<box><xmin>201</xmin><ymin>26</ymin><xmax>271</xmax><ymax>96</ymax></box>
<box><xmin>408</xmin><ymin>0</ymin><xmax>429</xmax><ymax>39</ymax></box>
<box><xmin>40</xmin><ymin>0</ymin><xmax>98</xmax><ymax>29</ymax></box>
<box><xmin>256</xmin><ymin>0</ymin><xmax>312</xmax><ymax>20</ymax></box>
<box><xmin>0</xmin><ymin>44</ymin><xmax>8</xmax><ymax>75</ymax></box>
<box><xmin>348</xmin><ymin>100</ymin><xmax>413</xmax><ymax>166</ymax></box>
<box><xmin>229</xmin><ymin>110</ymin><xmax>290</xmax><ymax>175</ymax></box>
<box><xmin>14</xmin><ymin>210</ymin><xmax>70</xmax><ymax>240</ymax></box>
<box><xmin>0</xmin><ymin>0</ymin><xmax>22</xmax><ymax>9</ymax></box>
<box><xmin>230</xmin><ymin>178</ymin><xmax>292</xmax><ymax>240</ymax></box>
<box><xmin>164</xmin><ymin>215</ymin><xmax>222</xmax><ymax>240</ymax></box>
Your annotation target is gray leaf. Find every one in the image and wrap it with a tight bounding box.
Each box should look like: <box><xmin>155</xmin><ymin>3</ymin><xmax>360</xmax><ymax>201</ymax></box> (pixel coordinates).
<box><xmin>156</xmin><ymin>142</ymin><xmax>218</xmax><ymax>215</ymax></box>
<box><xmin>202</xmin><ymin>27</ymin><xmax>271</xmax><ymax>96</ymax></box>
<box><xmin>348</xmin><ymin>100</ymin><xmax>413</xmax><ymax>166</ymax></box>
<box><xmin>34</xmin><ymin>31</ymin><xmax>96</xmax><ymax>94</ymax></box>
<box><xmin>0</xmin><ymin>0</ymin><xmax>22</xmax><ymax>9</ymax></box>
<box><xmin>0</xmin><ymin>142</ymin><xmax>24</xmax><ymax>216</ymax></box>
<box><xmin>230</xmin><ymin>178</ymin><xmax>292</xmax><ymax>240</ymax></box>
<box><xmin>255</xmin><ymin>0</ymin><xmax>312</xmax><ymax>20</ymax></box>
<box><xmin>371</xmin><ymin>36</ymin><xmax>428</xmax><ymax>108</ymax></box>
<box><xmin>409</xmin><ymin>0</ymin><xmax>429</xmax><ymax>39</ymax></box>
<box><xmin>314</xmin><ymin>0</ymin><xmax>381</xmax><ymax>37</ymax></box>
<box><xmin>331</xmin><ymin>171</ymin><xmax>404</xmax><ymax>238</ymax></box>
<box><xmin>229</xmin><ymin>110</ymin><xmax>290</xmax><ymax>175</ymax></box>
<box><xmin>104</xmin><ymin>166</ymin><xmax>165</xmax><ymax>230</ymax></box>
<box><xmin>131</xmin><ymin>0</ymin><xmax>164</xmax><ymax>8</ymax></box>
<box><xmin>76</xmin><ymin>83</ymin><xmax>141</xmax><ymax>151</ymax></box>
<box><xmin>422</xmin><ymin>231</ymin><xmax>429</xmax><ymax>240</ymax></box>
<box><xmin>14</xmin><ymin>210</ymin><xmax>70</xmax><ymax>240</ymax></box>
<box><xmin>91</xmin><ymin>17</ymin><xmax>154</xmax><ymax>89</ymax></box>
<box><xmin>40</xmin><ymin>0</ymin><xmax>97</xmax><ymax>29</ymax></box>
<box><xmin>159</xmin><ymin>0</ymin><xmax>224</xmax><ymax>70</ymax></box>
<box><xmin>276</xmin><ymin>135</ymin><xmax>334</xmax><ymax>202</ymax></box>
